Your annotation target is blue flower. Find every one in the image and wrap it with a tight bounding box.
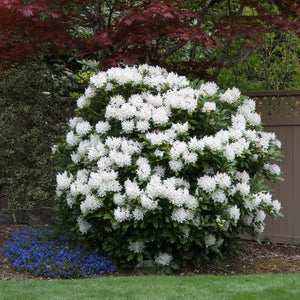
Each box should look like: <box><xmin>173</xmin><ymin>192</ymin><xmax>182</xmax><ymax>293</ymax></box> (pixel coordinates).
<box><xmin>1</xmin><ymin>228</ymin><xmax>115</xmax><ymax>279</ymax></box>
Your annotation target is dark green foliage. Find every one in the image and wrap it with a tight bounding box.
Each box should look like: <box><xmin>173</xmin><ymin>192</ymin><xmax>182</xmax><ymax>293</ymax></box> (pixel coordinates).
<box><xmin>0</xmin><ymin>64</ymin><xmax>76</xmax><ymax>208</ymax></box>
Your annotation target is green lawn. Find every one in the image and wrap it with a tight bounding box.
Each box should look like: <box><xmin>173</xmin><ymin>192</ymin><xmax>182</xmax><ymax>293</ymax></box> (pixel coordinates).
<box><xmin>0</xmin><ymin>274</ymin><xmax>300</xmax><ymax>300</ymax></box>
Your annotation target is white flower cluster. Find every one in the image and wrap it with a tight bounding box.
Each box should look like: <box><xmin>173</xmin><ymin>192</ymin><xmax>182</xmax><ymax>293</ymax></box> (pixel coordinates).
<box><xmin>154</xmin><ymin>252</ymin><xmax>172</xmax><ymax>266</ymax></box>
<box><xmin>128</xmin><ymin>241</ymin><xmax>145</xmax><ymax>254</ymax></box>
<box><xmin>56</xmin><ymin>64</ymin><xmax>282</xmax><ymax>262</ymax></box>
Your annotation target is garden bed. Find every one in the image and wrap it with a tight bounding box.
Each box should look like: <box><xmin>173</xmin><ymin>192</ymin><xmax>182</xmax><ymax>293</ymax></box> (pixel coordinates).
<box><xmin>1</xmin><ymin>224</ymin><xmax>300</xmax><ymax>280</ymax></box>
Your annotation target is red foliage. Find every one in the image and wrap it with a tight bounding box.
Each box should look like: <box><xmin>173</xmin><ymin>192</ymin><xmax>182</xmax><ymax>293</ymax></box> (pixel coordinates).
<box><xmin>86</xmin><ymin>1</ymin><xmax>216</xmax><ymax>71</ymax></box>
<box><xmin>0</xmin><ymin>0</ymin><xmax>299</xmax><ymax>77</ymax></box>
<box><xmin>0</xmin><ymin>0</ymin><xmax>76</xmax><ymax>69</ymax></box>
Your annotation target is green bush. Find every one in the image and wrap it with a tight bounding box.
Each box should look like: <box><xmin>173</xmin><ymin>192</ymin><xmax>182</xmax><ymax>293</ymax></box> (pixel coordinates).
<box><xmin>0</xmin><ymin>64</ymin><xmax>76</xmax><ymax>208</ymax></box>
<box><xmin>54</xmin><ymin>65</ymin><xmax>282</xmax><ymax>271</ymax></box>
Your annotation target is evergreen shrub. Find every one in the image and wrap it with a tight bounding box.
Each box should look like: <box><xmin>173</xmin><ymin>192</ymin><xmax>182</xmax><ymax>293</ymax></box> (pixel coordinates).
<box><xmin>54</xmin><ymin>65</ymin><xmax>282</xmax><ymax>270</ymax></box>
<box><xmin>0</xmin><ymin>64</ymin><xmax>75</xmax><ymax>208</ymax></box>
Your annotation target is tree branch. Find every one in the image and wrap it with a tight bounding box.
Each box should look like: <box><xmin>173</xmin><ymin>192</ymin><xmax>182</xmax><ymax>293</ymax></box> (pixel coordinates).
<box><xmin>159</xmin><ymin>41</ymin><xmax>187</xmax><ymax>61</ymax></box>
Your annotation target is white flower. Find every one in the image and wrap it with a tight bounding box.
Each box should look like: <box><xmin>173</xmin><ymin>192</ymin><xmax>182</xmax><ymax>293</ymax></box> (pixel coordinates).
<box><xmin>164</xmin><ymin>88</ymin><xmax>198</xmax><ymax>113</ymax></box>
<box><xmin>214</xmin><ymin>172</ymin><xmax>231</xmax><ymax>189</ymax></box>
<box><xmin>71</xmin><ymin>152</ymin><xmax>81</xmax><ymax>163</ymax></box>
<box><xmin>84</xmin><ymin>86</ymin><xmax>96</xmax><ymax>98</ymax></box>
<box><xmin>219</xmin><ymin>87</ymin><xmax>241</xmax><ymax>104</ymax></box>
<box><xmin>66</xmin><ymin>196</ymin><xmax>75</xmax><ymax>208</ymax></box>
<box><xmin>188</xmin><ymin>137</ymin><xmax>205</xmax><ymax>151</ymax></box>
<box><xmin>154</xmin><ymin>149</ymin><xmax>164</xmax><ymax>158</ymax></box>
<box><xmin>231</xmin><ymin>114</ymin><xmax>246</xmax><ymax>131</ymax></box>
<box><xmin>76</xmin><ymin>121</ymin><xmax>92</xmax><ymax>136</ymax></box>
<box><xmin>204</xmin><ymin>234</ymin><xmax>216</xmax><ymax>247</ymax></box>
<box><xmin>136</xmin><ymin>157</ymin><xmax>151</xmax><ymax>181</ymax></box>
<box><xmin>215</xmin><ymin>130</ymin><xmax>230</xmax><ymax>143</ymax></box>
<box><xmin>121</xmin><ymin>120</ymin><xmax>135</xmax><ymax>133</ymax></box>
<box><xmin>69</xmin><ymin>117</ymin><xmax>83</xmax><ymax>129</ymax></box>
<box><xmin>56</xmin><ymin>171</ymin><xmax>73</xmax><ymax>190</ymax></box>
<box><xmin>170</xmin><ymin>141</ymin><xmax>188</xmax><ymax>160</ymax></box>
<box><xmin>147</xmin><ymin>94</ymin><xmax>164</xmax><ymax>107</ymax></box>
<box><xmin>236</xmin><ymin>171</ymin><xmax>250</xmax><ymax>183</ymax></box>
<box><xmin>125</xmin><ymin>179</ymin><xmax>141</xmax><ymax>199</ymax></box>
<box><xmin>128</xmin><ymin>94</ymin><xmax>144</xmax><ymax>108</ymax></box>
<box><xmin>272</xmin><ymin>140</ymin><xmax>281</xmax><ymax>148</ymax></box>
<box><xmin>88</xmin><ymin>141</ymin><xmax>107</xmax><ymax>161</ymax></box>
<box><xmin>246</xmin><ymin>112</ymin><xmax>261</xmax><ymax>126</ymax></box>
<box><xmin>169</xmin><ymin>160</ymin><xmax>183</xmax><ymax>172</ymax></box>
<box><xmin>264</xmin><ymin>163</ymin><xmax>281</xmax><ymax>176</ymax></box>
<box><xmin>128</xmin><ymin>241</ymin><xmax>145</xmax><ymax>254</ymax></box>
<box><xmin>76</xmin><ymin>169</ymin><xmax>89</xmax><ymax>183</ymax></box>
<box><xmin>155</xmin><ymin>252</ymin><xmax>172</xmax><ymax>266</ymax></box>
<box><xmin>113</xmin><ymin>193</ymin><xmax>126</xmax><ymax>206</ymax></box>
<box><xmin>228</xmin><ymin>205</ymin><xmax>240</xmax><ymax>223</ymax></box>
<box><xmin>107</xmin><ymin>66</ymin><xmax>143</xmax><ymax>85</ymax></box>
<box><xmin>211</xmin><ymin>190</ymin><xmax>227</xmax><ymax>203</ymax></box>
<box><xmin>132</xmin><ymin>208</ymin><xmax>145</xmax><ymax>221</ymax></box>
<box><xmin>51</xmin><ymin>144</ymin><xmax>58</xmax><ymax>153</ymax></box>
<box><xmin>114</xmin><ymin>207</ymin><xmax>131</xmax><ymax>222</ymax></box>
<box><xmin>259</xmin><ymin>192</ymin><xmax>272</xmax><ymax>205</ymax></box>
<box><xmin>255</xmin><ymin>209</ymin><xmax>266</xmax><ymax>223</ymax></box>
<box><xmin>70</xmin><ymin>181</ymin><xmax>90</xmax><ymax>197</ymax></box>
<box><xmin>77</xmin><ymin>95</ymin><xmax>90</xmax><ymax>108</ymax></box>
<box><xmin>136</xmin><ymin>120</ymin><xmax>150</xmax><ymax>132</ymax></box>
<box><xmin>223</xmin><ymin>145</ymin><xmax>235</xmax><ymax>161</ymax></box>
<box><xmin>97</xmin><ymin>157</ymin><xmax>113</xmax><ymax>171</ymax></box>
<box><xmin>171</xmin><ymin>208</ymin><xmax>193</xmax><ymax>223</ymax></box>
<box><xmin>184</xmin><ymin>195</ymin><xmax>198</xmax><ymax>210</ymax></box>
<box><xmin>66</xmin><ymin>131</ymin><xmax>80</xmax><ymax>146</ymax></box>
<box><xmin>199</xmin><ymin>82</ymin><xmax>219</xmax><ymax>96</ymax></box>
<box><xmin>202</xmin><ymin>102</ymin><xmax>216</xmax><ymax>113</ymax></box>
<box><xmin>272</xmin><ymin>200</ymin><xmax>281</xmax><ymax>214</ymax></box>
<box><xmin>109</xmin><ymin>149</ymin><xmax>131</xmax><ymax>167</ymax></box>
<box><xmin>153</xmin><ymin>166</ymin><xmax>165</xmax><ymax>177</ymax></box>
<box><xmin>197</xmin><ymin>175</ymin><xmax>216</xmax><ymax>193</ymax></box>
<box><xmin>119</xmin><ymin>103</ymin><xmax>137</xmax><ymax>120</ymax></box>
<box><xmin>77</xmin><ymin>140</ymin><xmax>90</xmax><ymax>156</ymax></box>
<box><xmin>244</xmin><ymin>129</ymin><xmax>258</xmax><ymax>142</ymax></box>
<box><xmin>171</xmin><ymin>122</ymin><xmax>189</xmax><ymax>134</ymax></box>
<box><xmin>145</xmin><ymin>175</ymin><xmax>163</xmax><ymax>198</ymax></box>
<box><xmin>203</xmin><ymin>136</ymin><xmax>222</xmax><ymax>151</ymax></box>
<box><xmin>77</xmin><ymin>216</ymin><xmax>92</xmax><ymax>234</ymax></box>
<box><xmin>236</xmin><ymin>182</ymin><xmax>250</xmax><ymax>196</ymax></box>
<box><xmin>244</xmin><ymin>195</ymin><xmax>260</xmax><ymax>211</ymax></box>
<box><xmin>90</xmin><ymin>71</ymin><xmax>107</xmax><ymax>88</ymax></box>
<box><xmin>140</xmin><ymin>194</ymin><xmax>158</xmax><ymax>210</ymax></box>
<box><xmin>80</xmin><ymin>194</ymin><xmax>103</xmax><ymax>214</ymax></box>
<box><xmin>95</xmin><ymin>121</ymin><xmax>111</xmax><ymax>135</ymax></box>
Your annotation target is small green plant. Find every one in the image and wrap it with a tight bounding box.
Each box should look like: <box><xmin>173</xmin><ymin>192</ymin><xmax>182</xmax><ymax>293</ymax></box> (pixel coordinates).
<box><xmin>54</xmin><ymin>65</ymin><xmax>282</xmax><ymax>271</ymax></box>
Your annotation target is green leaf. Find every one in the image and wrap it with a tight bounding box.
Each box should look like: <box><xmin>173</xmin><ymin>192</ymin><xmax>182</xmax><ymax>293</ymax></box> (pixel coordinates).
<box><xmin>137</xmin><ymin>254</ymin><xmax>143</xmax><ymax>263</ymax></box>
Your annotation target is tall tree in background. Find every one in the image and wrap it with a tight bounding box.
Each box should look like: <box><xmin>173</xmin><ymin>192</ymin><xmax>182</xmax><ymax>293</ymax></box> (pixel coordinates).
<box><xmin>0</xmin><ymin>0</ymin><xmax>299</xmax><ymax>80</ymax></box>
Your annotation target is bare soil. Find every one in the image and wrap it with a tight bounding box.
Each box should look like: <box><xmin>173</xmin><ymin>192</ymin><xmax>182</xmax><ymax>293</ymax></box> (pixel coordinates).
<box><xmin>1</xmin><ymin>224</ymin><xmax>300</xmax><ymax>280</ymax></box>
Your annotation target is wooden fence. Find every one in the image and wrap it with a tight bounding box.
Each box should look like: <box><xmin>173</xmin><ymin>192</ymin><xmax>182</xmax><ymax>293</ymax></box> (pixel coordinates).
<box><xmin>244</xmin><ymin>90</ymin><xmax>300</xmax><ymax>244</ymax></box>
<box><xmin>1</xmin><ymin>90</ymin><xmax>300</xmax><ymax>244</ymax></box>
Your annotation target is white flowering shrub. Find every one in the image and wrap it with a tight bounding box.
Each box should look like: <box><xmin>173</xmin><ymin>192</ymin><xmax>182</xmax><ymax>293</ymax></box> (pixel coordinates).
<box><xmin>54</xmin><ymin>65</ymin><xmax>282</xmax><ymax>270</ymax></box>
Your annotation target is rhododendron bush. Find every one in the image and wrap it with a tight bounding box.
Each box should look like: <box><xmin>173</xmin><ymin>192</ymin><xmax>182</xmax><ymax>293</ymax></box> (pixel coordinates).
<box><xmin>54</xmin><ymin>65</ymin><xmax>282</xmax><ymax>270</ymax></box>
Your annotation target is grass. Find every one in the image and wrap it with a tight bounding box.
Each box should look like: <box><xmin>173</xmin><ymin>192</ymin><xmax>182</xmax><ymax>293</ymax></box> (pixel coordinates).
<box><xmin>0</xmin><ymin>273</ymin><xmax>300</xmax><ymax>300</ymax></box>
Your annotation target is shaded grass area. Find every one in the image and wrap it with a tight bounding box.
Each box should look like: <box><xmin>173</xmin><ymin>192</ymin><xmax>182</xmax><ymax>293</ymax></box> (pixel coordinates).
<box><xmin>1</xmin><ymin>274</ymin><xmax>300</xmax><ymax>300</ymax></box>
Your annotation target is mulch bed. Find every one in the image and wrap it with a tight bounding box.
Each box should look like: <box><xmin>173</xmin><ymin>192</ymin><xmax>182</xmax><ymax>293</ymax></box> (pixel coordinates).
<box><xmin>1</xmin><ymin>224</ymin><xmax>300</xmax><ymax>280</ymax></box>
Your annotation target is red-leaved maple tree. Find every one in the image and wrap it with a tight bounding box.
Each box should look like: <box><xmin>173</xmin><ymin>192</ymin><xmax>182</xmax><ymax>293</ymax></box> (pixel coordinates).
<box><xmin>0</xmin><ymin>0</ymin><xmax>299</xmax><ymax>79</ymax></box>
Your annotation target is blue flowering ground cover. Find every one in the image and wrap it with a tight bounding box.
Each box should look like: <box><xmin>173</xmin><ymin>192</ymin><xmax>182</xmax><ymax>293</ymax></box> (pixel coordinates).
<box><xmin>1</xmin><ymin>227</ymin><xmax>115</xmax><ymax>279</ymax></box>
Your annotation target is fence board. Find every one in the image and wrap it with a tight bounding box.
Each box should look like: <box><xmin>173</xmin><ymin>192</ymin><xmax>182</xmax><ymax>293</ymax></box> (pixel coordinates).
<box><xmin>244</xmin><ymin>90</ymin><xmax>300</xmax><ymax>244</ymax></box>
